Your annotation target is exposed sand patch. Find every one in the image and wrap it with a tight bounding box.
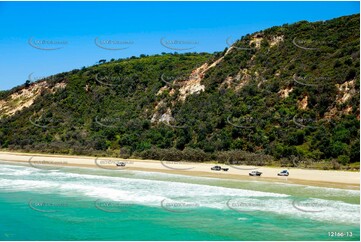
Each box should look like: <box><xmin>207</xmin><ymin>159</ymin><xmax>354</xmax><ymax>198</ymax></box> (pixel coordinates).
<box><xmin>278</xmin><ymin>86</ymin><xmax>293</xmax><ymax>98</ymax></box>
<box><xmin>336</xmin><ymin>79</ymin><xmax>355</xmax><ymax>104</ymax></box>
<box><xmin>0</xmin><ymin>81</ymin><xmax>66</xmax><ymax>118</ymax></box>
<box><xmin>298</xmin><ymin>95</ymin><xmax>308</xmax><ymax>110</ymax></box>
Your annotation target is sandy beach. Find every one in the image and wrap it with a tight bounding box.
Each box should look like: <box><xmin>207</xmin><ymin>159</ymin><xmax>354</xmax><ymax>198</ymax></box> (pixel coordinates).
<box><xmin>0</xmin><ymin>151</ymin><xmax>359</xmax><ymax>189</ymax></box>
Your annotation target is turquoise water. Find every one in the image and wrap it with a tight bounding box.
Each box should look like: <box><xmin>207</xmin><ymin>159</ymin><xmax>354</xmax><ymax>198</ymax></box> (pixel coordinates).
<box><xmin>0</xmin><ymin>161</ymin><xmax>359</xmax><ymax>241</ymax></box>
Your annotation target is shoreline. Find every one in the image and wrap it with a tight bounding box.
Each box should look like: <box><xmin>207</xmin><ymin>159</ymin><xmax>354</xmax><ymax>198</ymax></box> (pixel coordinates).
<box><xmin>0</xmin><ymin>151</ymin><xmax>359</xmax><ymax>190</ymax></box>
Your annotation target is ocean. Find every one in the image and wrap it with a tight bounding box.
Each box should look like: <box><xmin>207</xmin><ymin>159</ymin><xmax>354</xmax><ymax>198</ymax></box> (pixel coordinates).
<box><xmin>0</xmin><ymin>161</ymin><xmax>359</xmax><ymax>241</ymax></box>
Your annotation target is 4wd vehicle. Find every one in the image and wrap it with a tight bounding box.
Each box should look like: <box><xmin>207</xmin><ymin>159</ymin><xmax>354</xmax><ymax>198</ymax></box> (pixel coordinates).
<box><xmin>277</xmin><ymin>170</ymin><xmax>289</xmax><ymax>176</ymax></box>
<box><xmin>116</xmin><ymin>162</ymin><xmax>126</xmax><ymax>167</ymax></box>
<box><xmin>249</xmin><ymin>171</ymin><xmax>262</xmax><ymax>176</ymax></box>
<box><xmin>211</xmin><ymin>166</ymin><xmax>222</xmax><ymax>171</ymax></box>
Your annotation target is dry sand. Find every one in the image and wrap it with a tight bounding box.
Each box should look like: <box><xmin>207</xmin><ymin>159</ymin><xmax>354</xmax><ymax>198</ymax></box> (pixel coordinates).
<box><xmin>0</xmin><ymin>151</ymin><xmax>359</xmax><ymax>189</ymax></box>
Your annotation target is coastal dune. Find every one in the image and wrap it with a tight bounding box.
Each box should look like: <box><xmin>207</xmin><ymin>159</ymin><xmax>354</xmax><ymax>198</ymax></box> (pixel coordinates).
<box><xmin>0</xmin><ymin>151</ymin><xmax>359</xmax><ymax>189</ymax></box>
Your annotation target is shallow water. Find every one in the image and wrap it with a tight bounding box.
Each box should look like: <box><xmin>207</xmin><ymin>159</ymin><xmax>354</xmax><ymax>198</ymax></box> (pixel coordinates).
<box><xmin>0</xmin><ymin>161</ymin><xmax>359</xmax><ymax>240</ymax></box>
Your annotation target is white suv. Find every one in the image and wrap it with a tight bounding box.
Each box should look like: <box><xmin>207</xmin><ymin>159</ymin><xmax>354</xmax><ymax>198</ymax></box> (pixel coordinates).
<box><xmin>277</xmin><ymin>170</ymin><xmax>289</xmax><ymax>176</ymax></box>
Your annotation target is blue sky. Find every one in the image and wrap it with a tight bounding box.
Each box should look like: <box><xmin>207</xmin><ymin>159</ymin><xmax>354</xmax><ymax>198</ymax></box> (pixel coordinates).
<box><xmin>0</xmin><ymin>1</ymin><xmax>359</xmax><ymax>91</ymax></box>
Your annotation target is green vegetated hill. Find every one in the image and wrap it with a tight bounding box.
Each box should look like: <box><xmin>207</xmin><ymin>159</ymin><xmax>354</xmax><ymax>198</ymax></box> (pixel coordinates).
<box><xmin>0</xmin><ymin>14</ymin><xmax>359</xmax><ymax>169</ymax></box>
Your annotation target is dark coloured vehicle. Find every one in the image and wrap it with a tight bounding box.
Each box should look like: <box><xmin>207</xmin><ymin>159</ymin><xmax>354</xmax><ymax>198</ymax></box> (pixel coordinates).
<box><xmin>249</xmin><ymin>171</ymin><xmax>262</xmax><ymax>176</ymax></box>
<box><xmin>211</xmin><ymin>166</ymin><xmax>222</xmax><ymax>171</ymax></box>
<box><xmin>211</xmin><ymin>166</ymin><xmax>228</xmax><ymax>171</ymax></box>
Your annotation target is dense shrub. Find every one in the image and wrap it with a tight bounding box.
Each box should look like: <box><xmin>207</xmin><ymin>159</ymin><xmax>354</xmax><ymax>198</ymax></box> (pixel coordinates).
<box><xmin>216</xmin><ymin>150</ymin><xmax>273</xmax><ymax>166</ymax></box>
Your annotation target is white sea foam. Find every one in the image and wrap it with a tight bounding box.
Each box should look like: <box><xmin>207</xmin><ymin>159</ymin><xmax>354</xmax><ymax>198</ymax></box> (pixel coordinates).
<box><xmin>0</xmin><ymin>165</ymin><xmax>36</xmax><ymax>176</ymax></box>
<box><xmin>0</xmin><ymin>178</ymin><xmax>60</xmax><ymax>190</ymax></box>
<box><xmin>0</xmin><ymin>162</ymin><xmax>359</xmax><ymax>225</ymax></box>
<box><xmin>303</xmin><ymin>185</ymin><xmax>361</xmax><ymax>196</ymax></box>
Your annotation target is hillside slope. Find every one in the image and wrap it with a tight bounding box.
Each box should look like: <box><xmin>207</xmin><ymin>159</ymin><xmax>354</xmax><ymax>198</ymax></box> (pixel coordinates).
<box><xmin>0</xmin><ymin>14</ymin><xmax>359</xmax><ymax>168</ymax></box>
